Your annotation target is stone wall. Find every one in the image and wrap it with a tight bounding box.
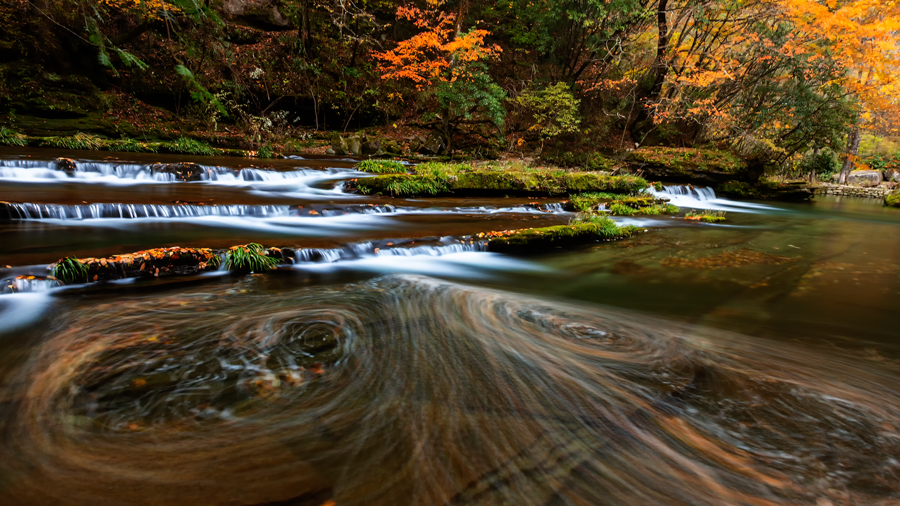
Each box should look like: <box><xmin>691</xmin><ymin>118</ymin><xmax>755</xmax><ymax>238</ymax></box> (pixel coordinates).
<box><xmin>812</xmin><ymin>183</ymin><xmax>893</xmax><ymax>198</ymax></box>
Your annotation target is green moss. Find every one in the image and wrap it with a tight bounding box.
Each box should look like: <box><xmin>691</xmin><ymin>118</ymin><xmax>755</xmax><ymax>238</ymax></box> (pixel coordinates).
<box><xmin>354</xmin><ymin>162</ymin><xmax>648</xmax><ymax>197</ymax></box>
<box><xmin>630</xmin><ymin>147</ymin><xmax>745</xmax><ymax>173</ymax></box>
<box><xmin>886</xmin><ymin>191</ymin><xmax>900</xmax><ymax>208</ymax></box>
<box><xmin>480</xmin><ymin>215</ymin><xmax>639</xmax><ymax>253</ymax></box>
<box><xmin>256</xmin><ymin>145</ymin><xmax>275</xmax><ymax>158</ymax></box>
<box><xmin>357</xmin><ymin>159</ymin><xmax>407</xmax><ymax>174</ymax></box>
<box><xmin>569</xmin><ymin>193</ymin><xmax>677</xmax><ymax>215</ymax></box>
<box><xmin>0</xmin><ymin>127</ymin><xmax>27</xmax><ymax>146</ymax></box>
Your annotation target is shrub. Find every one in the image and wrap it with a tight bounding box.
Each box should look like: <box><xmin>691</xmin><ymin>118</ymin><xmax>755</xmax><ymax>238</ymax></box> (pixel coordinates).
<box><xmin>798</xmin><ymin>149</ymin><xmax>841</xmax><ymax>178</ymax></box>
<box><xmin>516</xmin><ymin>82</ymin><xmax>581</xmax><ymax>148</ymax></box>
<box><xmin>225</xmin><ymin>243</ymin><xmax>280</xmax><ymax>272</ymax></box>
<box><xmin>257</xmin><ymin>145</ymin><xmax>275</xmax><ymax>158</ymax></box>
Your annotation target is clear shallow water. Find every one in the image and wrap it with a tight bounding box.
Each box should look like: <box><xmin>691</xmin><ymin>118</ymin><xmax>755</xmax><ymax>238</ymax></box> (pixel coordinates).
<box><xmin>1</xmin><ymin>150</ymin><xmax>900</xmax><ymax>505</ymax></box>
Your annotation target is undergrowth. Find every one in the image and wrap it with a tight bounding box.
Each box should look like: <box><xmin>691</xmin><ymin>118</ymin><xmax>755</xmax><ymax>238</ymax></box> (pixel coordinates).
<box><xmin>0</xmin><ymin>127</ymin><xmax>27</xmax><ymax>146</ymax></box>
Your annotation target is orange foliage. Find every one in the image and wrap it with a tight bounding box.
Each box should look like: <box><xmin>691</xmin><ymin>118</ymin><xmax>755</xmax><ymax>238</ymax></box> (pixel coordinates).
<box><xmin>374</xmin><ymin>6</ymin><xmax>500</xmax><ymax>90</ymax></box>
<box><xmin>780</xmin><ymin>0</ymin><xmax>900</xmax><ymax>131</ymax></box>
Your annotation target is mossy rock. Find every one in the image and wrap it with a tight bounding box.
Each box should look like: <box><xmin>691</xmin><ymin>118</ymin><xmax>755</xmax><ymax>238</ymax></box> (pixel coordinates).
<box><xmin>717</xmin><ymin>180</ymin><xmax>812</xmax><ymax>201</ymax></box>
<box><xmin>478</xmin><ymin>219</ymin><xmax>640</xmax><ymax>254</ymax></box>
<box><xmin>886</xmin><ymin>190</ymin><xmax>900</xmax><ymax>208</ymax></box>
<box><xmin>628</xmin><ymin>147</ymin><xmax>755</xmax><ymax>185</ymax></box>
<box><xmin>352</xmin><ymin>163</ymin><xmax>648</xmax><ymax>197</ymax></box>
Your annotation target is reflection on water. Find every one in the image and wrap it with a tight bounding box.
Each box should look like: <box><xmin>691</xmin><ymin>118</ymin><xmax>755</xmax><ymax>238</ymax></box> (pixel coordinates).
<box><xmin>1</xmin><ymin>275</ymin><xmax>899</xmax><ymax>505</ymax></box>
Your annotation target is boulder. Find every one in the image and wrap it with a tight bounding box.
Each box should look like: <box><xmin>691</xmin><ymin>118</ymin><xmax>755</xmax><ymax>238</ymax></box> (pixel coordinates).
<box><xmin>149</xmin><ymin>162</ymin><xmax>206</xmax><ymax>182</ymax></box>
<box><xmin>330</xmin><ymin>133</ymin><xmax>348</xmax><ymax>155</ymax></box>
<box><xmin>419</xmin><ymin>134</ymin><xmax>444</xmax><ymax>155</ymax></box>
<box><xmin>884</xmin><ymin>168</ymin><xmax>900</xmax><ymax>182</ymax></box>
<box><xmin>362</xmin><ymin>137</ymin><xmax>382</xmax><ymax>155</ymax></box>
<box><xmin>347</xmin><ymin>135</ymin><xmax>363</xmax><ymax>156</ymax></box>
<box><xmin>847</xmin><ymin>169</ymin><xmax>883</xmax><ymax>187</ymax></box>
<box><xmin>55</xmin><ymin>157</ymin><xmax>77</xmax><ymax>175</ymax></box>
<box><xmin>382</xmin><ymin>139</ymin><xmax>402</xmax><ymax>155</ymax></box>
<box><xmin>220</xmin><ymin>0</ymin><xmax>289</xmax><ymax>28</ymax></box>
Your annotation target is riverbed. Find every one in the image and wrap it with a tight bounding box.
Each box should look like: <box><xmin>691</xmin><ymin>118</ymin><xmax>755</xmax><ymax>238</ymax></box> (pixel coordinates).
<box><xmin>1</xmin><ymin>148</ymin><xmax>899</xmax><ymax>505</ymax></box>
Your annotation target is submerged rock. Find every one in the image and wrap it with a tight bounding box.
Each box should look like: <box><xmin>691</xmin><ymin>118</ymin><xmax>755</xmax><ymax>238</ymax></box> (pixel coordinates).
<box><xmin>54</xmin><ymin>157</ymin><xmax>77</xmax><ymax>175</ymax></box>
<box><xmin>847</xmin><ymin>169</ymin><xmax>883</xmax><ymax>187</ymax></box>
<box><xmin>149</xmin><ymin>162</ymin><xmax>206</xmax><ymax>182</ymax></box>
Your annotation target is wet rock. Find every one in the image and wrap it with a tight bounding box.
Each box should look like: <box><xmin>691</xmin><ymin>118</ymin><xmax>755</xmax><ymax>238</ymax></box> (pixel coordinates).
<box><xmin>149</xmin><ymin>162</ymin><xmax>206</xmax><ymax>182</ymax></box>
<box><xmin>54</xmin><ymin>157</ymin><xmax>77</xmax><ymax>175</ymax></box>
<box><xmin>884</xmin><ymin>168</ymin><xmax>900</xmax><ymax>182</ymax></box>
<box><xmin>220</xmin><ymin>0</ymin><xmax>289</xmax><ymax>28</ymax></box>
<box><xmin>325</xmin><ymin>147</ymin><xmax>336</xmax><ymax>155</ymax></box>
<box><xmin>847</xmin><ymin>169</ymin><xmax>883</xmax><ymax>187</ymax></box>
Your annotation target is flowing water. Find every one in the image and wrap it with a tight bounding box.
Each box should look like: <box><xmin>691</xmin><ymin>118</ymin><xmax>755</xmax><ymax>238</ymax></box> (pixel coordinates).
<box><xmin>1</xmin><ymin>147</ymin><xmax>900</xmax><ymax>505</ymax></box>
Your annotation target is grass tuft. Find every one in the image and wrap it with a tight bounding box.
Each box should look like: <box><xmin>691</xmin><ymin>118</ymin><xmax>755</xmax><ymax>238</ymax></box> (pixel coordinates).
<box><xmin>53</xmin><ymin>257</ymin><xmax>90</xmax><ymax>284</ymax></box>
<box><xmin>225</xmin><ymin>243</ymin><xmax>280</xmax><ymax>272</ymax></box>
<box><xmin>357</xmin><ymin>159</ymin><xmax>407</xmax><ymax>174</ymax></box>
<box><xmin>163</xmin><ymin>137</ymin><xmax>220</xmax><ymax>156</ymax></box>
<box><xmin>46</xmin><ymin>132</ymin><xmax>104</xmax><ymax>150</ymax></box>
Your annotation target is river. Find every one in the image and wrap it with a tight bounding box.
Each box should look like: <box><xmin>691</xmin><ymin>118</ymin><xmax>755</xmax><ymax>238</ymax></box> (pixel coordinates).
<box><xmin>1</xmin><ymin>147</ymin><xmax>899</xmax><ymax>505</ymax></box>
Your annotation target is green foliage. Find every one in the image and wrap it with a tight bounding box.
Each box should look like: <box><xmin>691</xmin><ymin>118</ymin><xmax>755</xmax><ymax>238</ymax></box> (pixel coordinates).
<box><xmin>45</xmin><ymin>133</ymin><xmax>104</xmax><ymax>150</ymax></box>
<box><xmin>861</xmin><ymin>153</ymin><xmax>900</xmax><ymax>173</ymax></box>
<box><xmin>175</xmin><ymin>65</ymin><xmax>228</xmax><ymax>118</ymax></box>
<box><xmin>163</xmin><ymin>137</ymin><xmax>219</xmax><ymax>156</ymax></box>
<box><xmin>516</xmin><ymin>82</ymin><xmax>581</xmax><ymax>141</ymax></box>
<box><xmin>53</xmin><ymin>257</ymin><xmax>89</xmax><ymax>284</ymax></box>
<box><xmin>798</xmin><ymin>149</ymin><xmax>841</xmax><ymax>178</ymax></box>
<box><xmin>225</xmin><ymin>243</ymin><xmax>280</xmax><ymax>273</ymax></box>
<box><xmin>434</xmin><ymin>61</ymin><xmax>507</xmax><ymax>142</ymax></box>
<box><xmin>357</xmin><ymin>159</ymin><xmax>407</xmax><ymax>174</ymax></box>
<box><xmin>0</xmin><ymin>127</ymin><xmax>27</xmax><ymax>146</ymax></box>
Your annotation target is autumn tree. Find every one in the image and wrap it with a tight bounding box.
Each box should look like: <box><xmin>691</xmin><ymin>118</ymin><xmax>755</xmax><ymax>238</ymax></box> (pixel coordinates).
<box><xmin>778</xmin><ymin>0</ymin><xmax>900</xmax><ymax>183</ymax></box>
<box><xmin>375</xmin><ymin>4</ymin><xmax>506</xmax><ymax>152</ymax></box>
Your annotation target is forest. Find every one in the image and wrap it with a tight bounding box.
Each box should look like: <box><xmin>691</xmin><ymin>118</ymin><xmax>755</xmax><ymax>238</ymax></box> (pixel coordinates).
<box><xmin>2</xmin><ymin>0</ymin><xmax>899</xmax><ymax>184</ymax></box>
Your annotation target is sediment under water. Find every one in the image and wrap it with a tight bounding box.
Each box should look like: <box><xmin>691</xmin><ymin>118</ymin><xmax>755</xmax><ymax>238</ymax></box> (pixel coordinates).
<box><xmin>1</xmin><ymin>275</ymin><xmax>899</xmax><ymax>505</ymax></box>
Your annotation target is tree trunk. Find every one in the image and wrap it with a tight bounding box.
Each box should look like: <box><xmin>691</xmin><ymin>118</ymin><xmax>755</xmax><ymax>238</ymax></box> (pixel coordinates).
<box><xmin>650</xmin><ymin>0</ymin><xmax>670</xmax><ymax>98</ymax></box>
<box><xmin>838</xmin><ymin>125</ymin><xmax>861</xmax><ymax>184</ymax></box>
<box><xmin>298</xmin><ymin>0</ymin><xmax>312</xmax><ymax>56</ymax></box>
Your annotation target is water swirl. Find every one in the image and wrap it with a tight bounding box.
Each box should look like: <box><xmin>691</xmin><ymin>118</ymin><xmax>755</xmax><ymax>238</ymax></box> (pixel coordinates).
<box><xmin>2</xmin><ymin>275</ymin><xmax>898</xmax><ymax>505</ymax></box>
